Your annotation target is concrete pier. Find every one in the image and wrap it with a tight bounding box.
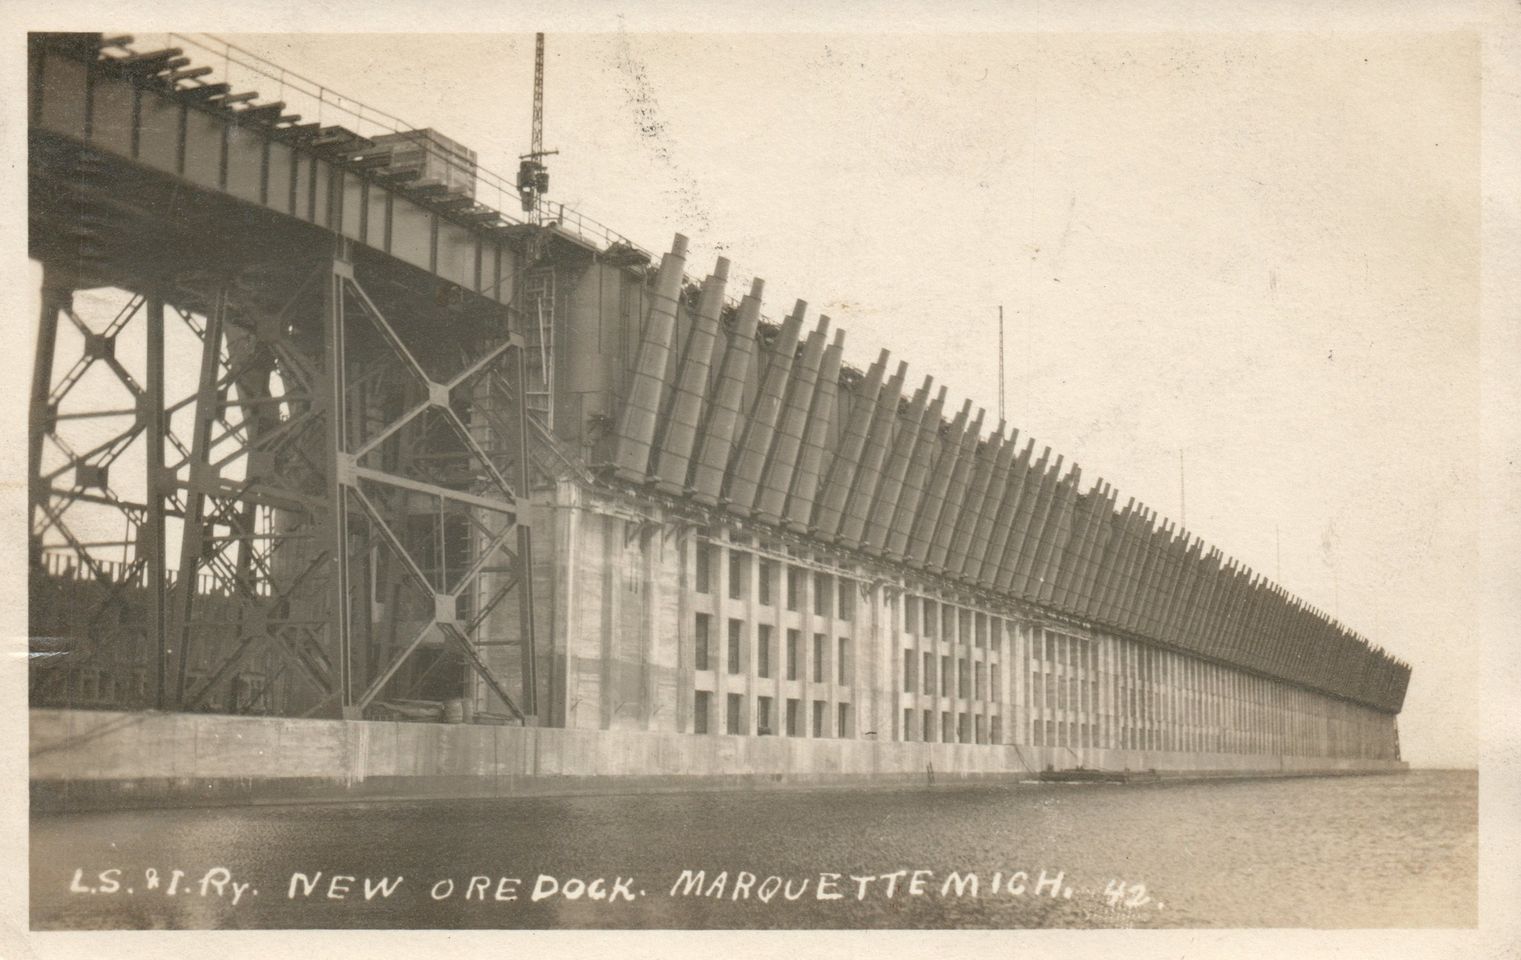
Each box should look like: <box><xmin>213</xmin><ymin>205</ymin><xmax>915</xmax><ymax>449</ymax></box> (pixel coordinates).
<box><xmin>30</xmin><ymin>707</ymin><xmax>1407</xmax><ymax>812</ymax></box>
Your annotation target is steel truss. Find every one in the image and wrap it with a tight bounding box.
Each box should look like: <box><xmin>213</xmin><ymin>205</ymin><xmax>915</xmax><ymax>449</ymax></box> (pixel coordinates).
<box><xmin>29</xmin><ymin>242</ymin><xmax>538</xmax><ymax>723</ymax></box>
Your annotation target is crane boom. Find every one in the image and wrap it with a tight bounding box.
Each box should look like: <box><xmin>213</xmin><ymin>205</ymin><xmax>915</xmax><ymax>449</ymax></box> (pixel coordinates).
<box><xmin>531</xmin><ymin>32</ymin><xmax>544</xmax><ymax>160</ymax></box>
<box><xmin>517</xmin><ymin>32</ymin><xmax>556</xmax><ymax>215</ymax></box>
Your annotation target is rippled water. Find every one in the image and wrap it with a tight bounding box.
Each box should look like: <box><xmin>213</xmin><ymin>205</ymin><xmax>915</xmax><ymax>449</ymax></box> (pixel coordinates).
<box><xmin>31</xmin><ymin>769</ymin><xmax>1475</xmax><ymax>929</ymax></box>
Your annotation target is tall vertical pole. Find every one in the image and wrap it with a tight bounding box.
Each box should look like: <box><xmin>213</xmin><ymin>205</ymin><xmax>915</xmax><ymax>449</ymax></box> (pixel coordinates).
<box><xmin>145</xmin><ymin>296</ymin><xmax>168</xmax><ymax>710</ymax></box>
<box><xmin>997</xmin><ymin>305</ymin><xmax>1004</xmax><ymax>424</ymax></box>
<box><xmin>1179</xmin><ymin>449</ymin><xmax>1186</xmax><ymax>528</ymax></box>
<box><xmin>327</xmin><ymin>249</ymin><xmax>355</xmax><ymax>717</ymax></box>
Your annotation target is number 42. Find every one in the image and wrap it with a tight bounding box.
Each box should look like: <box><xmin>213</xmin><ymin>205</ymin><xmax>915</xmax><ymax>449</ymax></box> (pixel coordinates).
<box><xmin>1103</xmin><ymin>878</ymin><xmax>1152</xmax><ymax>908</ymax></box>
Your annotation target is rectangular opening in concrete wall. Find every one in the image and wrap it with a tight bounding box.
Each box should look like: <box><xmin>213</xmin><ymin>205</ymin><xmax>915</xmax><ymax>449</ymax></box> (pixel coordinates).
<box><xmin>758</xmin><ymin>559</ymin><xmax>773</xmax><ymax>606</ymax></box>
<box><xmin>729</xmin><ymin>549</ymin><xmax>746</xmax><ymax>600</ymax></box>
<box><xmin>924</xmin><ymin>652</ymin><xmax>934</xmax><ymax>695</ymax></box>
<box><xmin>786</xmin><ymin>629</ymin><xmax>799</xmax><ymax>680</ymax></box>
<box><xmin>786</xmin><ymin>698</ymin><xmax>800</xmax><ymax>736</ymax></box>
<box><xmin>814</xmin><ymin>573</ymin><xmax>832</xmax><ymax>617</ymax></box>
<box><xmin>696</xmin><ymin>541</ymin><xmax>712</xmax><ymax>594</ymax></box>
<box><xmin>694</xmin><ymin>690</ymin><xmax>711</xmax><ymax>734</ymax></box>
<box><xmin>903</xmin><ymin>707</ymin><xmax>914</xmax><ymax>740</ymax></box>
<box><xmin>695</xmin><ymin>613</ymin><xmax>711</xmax><ymax>671</ymax></box>
<box><xmin>838</xmin><ymin>637</ymin><xmax>851</xmax><ymax>684</ymax></box>
<box><xmin>838</xmin><ymin>702</ymin><xmax>853</xmax><ymax>739</ymax></box>
<box><xmin>991</xmin><ymin>716</ymin><xmax>1002</xmax><ymax>744</ymax></box>
<box><xmin>924</xmin><ymin>599</ymin><xmax>937</xmax><ymax>638</ymax></box>
<box><xmin>758</xmin><ymin>696</ymin><xmax>773</xmax><ymax>735</ymax></box>
<box><xmin>958</xmin><ymin>713</ymin><xmax>970</xmax><ymax>743</ymax></box>
<box><xmin>727</xmin><ymin>693</ymin><xmax>743</xmax><ymax>734</ymax></box>
<box><xmin>758</xmin><ymin>625</ymin><xmax>772</xmax><ymax>679</ymax></box>
<box><xmin>787</xmin><ymin>566</ymin><xmax>800</xmax><ymax>612</ymax></box>
<box><xmin>813</xmin><ymin>634</ymin><xmax>827</xmax><ymax>683</ymax></box>
<box><xmin>906</xmin><ymin>596</ymin><xmax>918</xmax><ymax>633</ymax></box>
<box><xmin>813</xmin><ymin>700</ymin><xmax>826</xmax><ymax>737</ymax></box>
<box><xmin>941</xmin><ymin>655</ymin><xmax>951</xmax><ymax>697</ymax></box>
<box><xmin>976</xmin><ymin>715</ymin><xmax>985</xmax><ymax>744</ymax></box>
<box><xmin>904</xmin><ymin>649</ymin><xmax>916</xmax><ymax>693</ymax></box>
<box><xmin>728</xmin><ymin>619</ymin><xmax>743</xmax><ymax>675</ymax></box>
<box><xmin>942</xmin><ymin>711</ymin><xmax>953</xmax><ymax>743</ymax></box>
<box><xmin>838</xmin><ymin>580</ymin><xmax>853</xmax><ymax>621</ymax></box>
<box><xmin>923</xmin><ymin>708</ymin><xmax>933</xmax><ymax>743</ymax></box>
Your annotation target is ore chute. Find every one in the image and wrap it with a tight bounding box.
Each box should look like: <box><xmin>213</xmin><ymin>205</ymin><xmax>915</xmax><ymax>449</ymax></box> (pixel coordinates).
<box><xmin>651</xmin><ymin>256</ymin><xmax>728</xmax><ymax>495</ymax></box>
<box><xmin>611</xmin><ymin>233</ymin><xmax>689</xmax><ymax>482</ymax></box>
<box><xmin>973</xmin><ymin>437</ymin><xmax>1035</xmax><ymax>589</ymax></box>
<box><xmin>785</xmin><ymin>326</ymin><xmax>845</xmax><ymax>532</ymax></box>
<box><xmin>812</xmin><ymin>349</ymin><xmax>886</xmax><ymax>539</ymax></box>
<box><xmin>926</xmin><ymin>406</ymin><xmax>987</xmax><ymax>574</ymax></box>
<box><xmin>839</xmin><ymin>361</ymin><xmax>908</xmax><ymax>551</ymax></box>
<box><xmin>754</xmin><ymin>315</ymin><xmax>829</xmax><ymax>525</ymax></box>
<box><xmin>884</xmin><ymin>385</ymin><xmax>948</xmax><ymax>561</ymax></box>
<box><xmin>689</xmin><ymin>277</ymin><xmax>763</xmax><ymax>506</ymax></box>
<box><xmin>725</xmin><ymin>300</ymin><xmax>805</xmax><ymax>516</ymax></box>
<box><xmin>945</xmin><ymin>422</ymin><xmax>1006</xmax><ymax>579</ymax></box>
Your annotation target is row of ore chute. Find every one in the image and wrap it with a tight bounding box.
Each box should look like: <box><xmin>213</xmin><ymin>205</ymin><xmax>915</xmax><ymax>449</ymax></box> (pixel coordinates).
<box><xmin>608</xmin><ymin>235</ymin><xmax>1409</xmax><ymax>714</ymax></box>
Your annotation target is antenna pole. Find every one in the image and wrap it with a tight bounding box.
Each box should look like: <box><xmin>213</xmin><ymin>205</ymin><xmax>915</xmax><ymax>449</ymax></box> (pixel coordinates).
<box><xmin>998</xmin><ymin>305</ymin><xmax>1005</xmax><ymax>423</ymax></box>
<box><xmin>1179</xmin><ymin>449</ymin><xmax>1186</xmax><ymax>527</ymax></box>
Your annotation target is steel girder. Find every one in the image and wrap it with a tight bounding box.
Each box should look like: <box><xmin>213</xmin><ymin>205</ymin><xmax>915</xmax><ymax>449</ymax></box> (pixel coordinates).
<box><xmin>29</xmin><ymin>243</ymin><xmax>538</xmax><ymax>723</ymax></box>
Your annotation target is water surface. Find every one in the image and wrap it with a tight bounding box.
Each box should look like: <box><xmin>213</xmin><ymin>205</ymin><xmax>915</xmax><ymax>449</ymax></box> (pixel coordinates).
<box><xmin>31</xmin><ymin>769</ymin><xmax>1476</xmax><ymax>929</ymax></box>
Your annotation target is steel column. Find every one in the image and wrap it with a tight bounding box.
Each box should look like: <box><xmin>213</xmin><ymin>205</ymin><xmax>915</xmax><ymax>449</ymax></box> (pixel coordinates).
<box><xmin>326</xmin><ymin>254</ymin><xmax>355</xmax><ymax>715</ymax></box>
<box><xmin>29</xmin><ymin>274</ymin><xmax>66</xmax><ymax>543</ymax></box>
<box><xmin>514</xmin><ymin>338</ymin><xmax>538</xmax><ymax>717</ymax></box>
<box><xmin>144</xmin><ymin>295</ymin><xmax>168</xmax><ymax>709</ymax></box>
<box><xmin>172</xmin><ymin>284</ymin><xmax>230</xmax><ymax>706</ymax></box>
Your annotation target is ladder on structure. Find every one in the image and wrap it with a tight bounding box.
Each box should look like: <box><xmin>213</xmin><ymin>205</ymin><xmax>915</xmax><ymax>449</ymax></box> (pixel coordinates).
<box><xmin>521</xmin><ymin>269</ymin><xmax>555</xmax><ymax>434</ymax></box>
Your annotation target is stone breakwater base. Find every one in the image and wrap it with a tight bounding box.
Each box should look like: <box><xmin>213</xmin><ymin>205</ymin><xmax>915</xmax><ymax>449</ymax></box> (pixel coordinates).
<box><xmin>30</xmin><ymin>709</ymin><xmax>1408</xmax><ymax>813</ymax></box>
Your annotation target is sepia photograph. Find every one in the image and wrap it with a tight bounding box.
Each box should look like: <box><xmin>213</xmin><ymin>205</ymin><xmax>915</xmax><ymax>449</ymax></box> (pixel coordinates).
<box><xmin>9</xmin><ymin>3</ymin><xmax>1519</xmax><ymax>955</ymax></box>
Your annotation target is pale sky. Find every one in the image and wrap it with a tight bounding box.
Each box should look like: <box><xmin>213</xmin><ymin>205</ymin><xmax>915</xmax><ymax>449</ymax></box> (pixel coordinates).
<box><xmin>28</xmin><ymin>28</ymin><xmax>1485</xmax><ymax>767</ymax></box>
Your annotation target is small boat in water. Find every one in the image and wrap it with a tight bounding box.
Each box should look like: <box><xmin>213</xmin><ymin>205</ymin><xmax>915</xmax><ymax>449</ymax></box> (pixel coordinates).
<box><xmin>1037</xmin><ymin>766</ymin><xmax>1161</xmax><ymax>784</ymax></box>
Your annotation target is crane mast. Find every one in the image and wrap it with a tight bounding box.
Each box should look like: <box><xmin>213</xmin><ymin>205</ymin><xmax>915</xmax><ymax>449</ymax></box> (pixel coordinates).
<box><xmin>517</xmin><ymin>32</ymin><xmax>557</xmax><ymax>216</ymax></box>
